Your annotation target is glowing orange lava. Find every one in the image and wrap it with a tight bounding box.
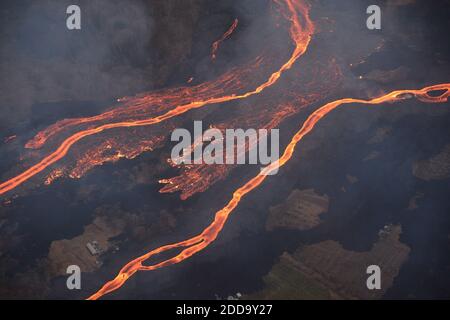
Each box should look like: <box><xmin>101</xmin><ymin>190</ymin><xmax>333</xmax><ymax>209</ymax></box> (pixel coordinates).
<box><xmin>0</xmin><ymin>0</ymin><xmax>314</xmax><ymax>196</ymax></box>
<box><xmin>0</xmin><ymin>0</ymin><xmax>448</xmax><ymax>302</ymax></box>
<box><xmin>211</xmin><ymin>18</ymin><xmax>239</xmax><ymax>60</ymax></box>
<box><xmin>3</xmin><ymin>135</ymin><xmax>17</xmax><ymax>144</ymax></box>
<box><xmin>87</xmin><ymin>83</ymin><xmax>449</xmax><ymax>300</ymax></box>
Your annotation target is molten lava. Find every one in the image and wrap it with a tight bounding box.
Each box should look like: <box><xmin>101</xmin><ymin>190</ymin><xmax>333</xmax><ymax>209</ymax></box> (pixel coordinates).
<box><xmin>87</xmin><ymin>84</ymin><xmax>450</xmax><ymax>300</ymax></box>
<box><xmin>211</xmin><ymin>18</ymin><xmax>239</xmax><ymax>60</ymax></box>
<box><xmin>3</xmin><ymin>135</ymin><xmax>17</xmax><ymax>144</ymax></box>
<box><xmin>158</xmin><ymin>57</ymin><xmax>341</xmax><ymax>199</ymax></box>
<box><xmin>0</xmin><ymin>0</ymin><xmax>448</xmax><ymax>301</ymax></box>
<box><xmin>0</xmin><ymin>0</ymin><xmax>314</xmax><ymax>196</ymax></box>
